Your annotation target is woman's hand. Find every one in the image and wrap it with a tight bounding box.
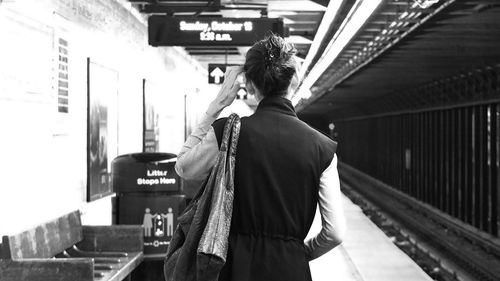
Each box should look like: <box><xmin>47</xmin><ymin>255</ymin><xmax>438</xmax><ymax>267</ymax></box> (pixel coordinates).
<box><xmin>207</xmin><ymin>66</ymin><xmax>244</xmax><ymax>118</ymax></box>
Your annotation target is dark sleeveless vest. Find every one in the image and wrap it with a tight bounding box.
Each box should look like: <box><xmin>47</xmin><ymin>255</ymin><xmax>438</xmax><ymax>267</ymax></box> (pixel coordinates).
<box><xmin>212</xmin><ymin>96</ymin><xmax>337</xmax><ymax>281</ymax></box>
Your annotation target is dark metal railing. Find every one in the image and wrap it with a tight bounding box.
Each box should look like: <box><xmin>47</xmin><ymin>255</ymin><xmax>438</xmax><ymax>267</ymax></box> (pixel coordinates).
<box><xmin>336</xmin><ymin>98</ymin><xmax>500</xmax><ymax>238</ymax></box>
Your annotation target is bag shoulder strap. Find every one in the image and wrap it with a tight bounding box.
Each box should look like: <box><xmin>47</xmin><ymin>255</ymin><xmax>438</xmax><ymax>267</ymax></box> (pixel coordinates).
<box><xmin>220</xmin><ymin>113</ymin><xmax>239</xmax><ymax>152</ymax></box>
<box><xmin>187</xmin><ymin>113</ymin><xmax>240</xmax><ymax>203</ymax></box>
<box><xmin>228</xmin><ymin>115</ymin><xmax>240</xmax><ymax>157</ymax></box>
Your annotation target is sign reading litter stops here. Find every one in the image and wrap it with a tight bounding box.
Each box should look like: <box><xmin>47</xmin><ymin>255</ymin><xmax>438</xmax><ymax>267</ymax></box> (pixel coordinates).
<box><xmin>148</xmin><ymin>16</ymin><xmax>285</xmax><ymax>46</ymax></box>
<box><xmin>111</xmin><ymin>153</ymin><xmax>181</xmax><ymax>193</ymax></box>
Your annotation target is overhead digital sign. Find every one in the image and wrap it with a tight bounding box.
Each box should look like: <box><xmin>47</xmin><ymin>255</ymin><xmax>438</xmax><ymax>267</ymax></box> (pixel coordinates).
<box><xmin>148</xmin><ymin>16</ymin><xmax>285</xmax><ymax>46</ymax></box>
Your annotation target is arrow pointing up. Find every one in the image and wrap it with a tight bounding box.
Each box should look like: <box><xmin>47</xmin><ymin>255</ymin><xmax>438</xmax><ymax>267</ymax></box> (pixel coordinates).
<box><xmin>210</xmin><ymin>67</ymin><xmax>225</xmax><ymax>84</ymax></box>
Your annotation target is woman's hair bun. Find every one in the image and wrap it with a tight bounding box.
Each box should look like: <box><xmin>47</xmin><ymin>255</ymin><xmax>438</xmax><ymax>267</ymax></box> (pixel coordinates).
<box><xmin>244</xmin><ymin>34</ymin><xmax>297</xmax><ymax>97</ymax></box>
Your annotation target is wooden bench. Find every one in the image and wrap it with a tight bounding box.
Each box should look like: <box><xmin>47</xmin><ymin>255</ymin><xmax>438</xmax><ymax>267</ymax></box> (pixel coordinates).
<box><xmin>0</xmin><ymin>210</ymin><xmax>144</xmax><ymax>281</ymax></box>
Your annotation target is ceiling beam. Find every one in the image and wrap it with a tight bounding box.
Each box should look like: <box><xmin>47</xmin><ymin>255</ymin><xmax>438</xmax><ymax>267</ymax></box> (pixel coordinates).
<box><xmin>310</xmin><ymin>0</ymin><xmax>330</xmax><ymax>7</ymax></box>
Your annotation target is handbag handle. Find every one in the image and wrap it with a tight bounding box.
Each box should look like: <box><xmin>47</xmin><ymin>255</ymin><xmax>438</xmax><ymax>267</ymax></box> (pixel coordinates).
<box><xmin>228</xmin><ymin>115</ymin><xmax>240</xmax><ymax>157</ymax></box>
<box><xmin>187</xmin><ymin>114</ymin><xmax>240</xmax><ymax>203</ymax></box>
<box><xmin>219</xmin><ymin>113</ymin><xmax>240</xmax><ymax>153</ymax></box>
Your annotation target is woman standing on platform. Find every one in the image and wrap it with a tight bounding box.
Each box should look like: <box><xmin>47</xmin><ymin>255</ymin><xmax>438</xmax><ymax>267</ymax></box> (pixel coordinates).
<box><xmin>175</xmin><ymin>35</ymin><xmax>346</xmax><ymax>281</ymax></box>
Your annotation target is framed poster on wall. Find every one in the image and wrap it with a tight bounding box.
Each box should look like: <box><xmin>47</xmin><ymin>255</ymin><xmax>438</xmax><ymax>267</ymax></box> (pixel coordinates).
<box><xmin>143</xmin><ymin>79</ymin><xmax>160</xmax><ymax>152</ymax></box>
<box><xmin>87</xmin><ymin>58</ymin><xmax>118</xmax><ymax>202</ymax></box>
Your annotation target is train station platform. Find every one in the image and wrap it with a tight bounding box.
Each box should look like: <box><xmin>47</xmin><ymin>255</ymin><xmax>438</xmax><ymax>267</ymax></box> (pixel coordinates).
<box><xmin>307</xmin><ymin>194</ymin><xmax>432</xmax><ymax>281</ymax></box>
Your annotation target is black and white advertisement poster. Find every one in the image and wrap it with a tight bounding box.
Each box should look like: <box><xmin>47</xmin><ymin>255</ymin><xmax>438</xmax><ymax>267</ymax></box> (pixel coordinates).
<box><xmin>143</xmin><ymin>79</ymin><xmax>160</xmax><ymax>152</ymax></box>
<box><xmin>87</xmin><ymin>58</ymin><xmax>117</xmax><ymax>202</ymax></box>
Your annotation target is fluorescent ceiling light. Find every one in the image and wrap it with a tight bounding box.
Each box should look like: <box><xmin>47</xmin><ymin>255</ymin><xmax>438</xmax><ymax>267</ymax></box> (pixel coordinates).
<box><xmin>282</xmin><ymin>18</ymin><xmax>296</xmax><ymax>24</ymax></box>
<box><xmin>287</xmin><ymin>35</ymin><xmax>312</xmax><ymax>44</ymax></box>
<box><xmin>295</xmin><ymin>56</ymin><xmax>305</xmax><ymax>63</ymax></box>
<box><xmin>298</xmin><ymin>0</ymin><xmax>344</xmax><ymax>80</ymax></box>
<box><xmin>413</xmin><ymin>0</ymin><xmax>440</xmax><ymax>9</ymax></box>
<box><xmin>297</xmin><ymin>0</ymin><xmax>383</xmax><ymax>100</ymax></box>
<box><xmin>268</xmin><ymin>11</ymin><xmax>298</xmax><ymax>17</ymax></box>
<box><xmin>220</xmin><ymin>9</ymin><xmax>260</xmax><ymax>18</ymax></box>
<box><xmin>268</xmin><ymin>1</ymin><xmax>327</xmax><ymax>12</ymax></box>
<box><xmin>292</xmin><ymin>87</ymin><xmax>311</xmax><ymax>105</ymax></box>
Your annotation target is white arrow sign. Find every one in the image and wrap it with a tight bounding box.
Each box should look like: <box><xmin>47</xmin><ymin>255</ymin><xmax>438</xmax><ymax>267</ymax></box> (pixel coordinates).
<box><xmin>237</xmin><ymin>88</ymin><xmax>247</xmax><ymax>100</ymax></box>
<box><xmin>210</xmin><ymin>67</ymin><xmax>225</xmax><ymax>84</ymax></box>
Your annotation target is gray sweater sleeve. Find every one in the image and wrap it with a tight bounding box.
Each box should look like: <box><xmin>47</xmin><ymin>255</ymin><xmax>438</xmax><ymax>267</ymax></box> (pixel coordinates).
<box><xmin>175</xmin><ymin>113</ymin><xmax>219</xmax><ymax>180</ymax></box>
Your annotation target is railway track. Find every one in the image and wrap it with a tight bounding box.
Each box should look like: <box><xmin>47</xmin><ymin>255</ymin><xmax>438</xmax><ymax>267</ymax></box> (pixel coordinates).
<box><xmin>339</xmin><ymin>164</ymin><xmax>500</xmax><ymax>281</ymax></box>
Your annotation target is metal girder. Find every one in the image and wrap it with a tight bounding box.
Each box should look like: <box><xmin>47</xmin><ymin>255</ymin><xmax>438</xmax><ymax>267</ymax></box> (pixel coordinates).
<box><xmin>332</xmin><ymin>64</ymin><xmax>500</xmax><ymax>120</ymax></box>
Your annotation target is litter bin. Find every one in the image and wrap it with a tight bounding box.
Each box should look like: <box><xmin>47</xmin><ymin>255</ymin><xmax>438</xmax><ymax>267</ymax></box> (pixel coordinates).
<box><xmin>112</xmin><ymin>152</ymin><xmax>186</xmax><ymax>259</ymax></box>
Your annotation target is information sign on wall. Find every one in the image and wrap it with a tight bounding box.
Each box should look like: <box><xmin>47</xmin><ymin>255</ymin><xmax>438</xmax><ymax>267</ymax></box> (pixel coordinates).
<box><xmin>118</xmin><ymin>194</ymin><xmax>185</xmax><ymax>256</ymax></box>
<box><xmin>148</xmin><ymin>16</ymin><xmax>284</xmax><ymax>46</ymax></box>
<box><xmin>57</xmin><ymin>37</ymin><xmax>69</xmax><ymax>113</ymax></box>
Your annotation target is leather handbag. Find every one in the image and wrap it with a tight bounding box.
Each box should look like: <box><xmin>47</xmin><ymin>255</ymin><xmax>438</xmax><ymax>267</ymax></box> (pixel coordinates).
<box><xmin>164</xmin><ymin>113</ymin><xmax>241</xmax><ymax>281</ymax></box>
